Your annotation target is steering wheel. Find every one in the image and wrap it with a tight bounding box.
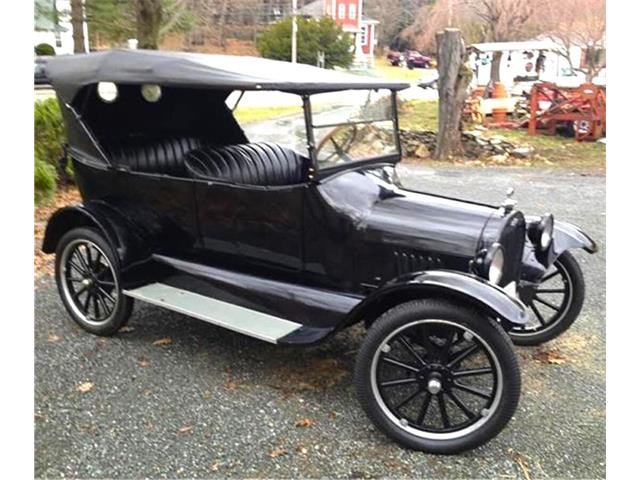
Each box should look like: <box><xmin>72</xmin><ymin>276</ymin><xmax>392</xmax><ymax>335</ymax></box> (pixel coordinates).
<box><xmin>316</xmin><ymin>124</ymin><xmax>358</xmax><ymax>164</ymax></box>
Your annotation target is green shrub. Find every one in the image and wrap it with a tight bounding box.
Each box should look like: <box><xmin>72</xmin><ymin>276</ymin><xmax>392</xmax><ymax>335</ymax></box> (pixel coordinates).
<box><xmin>257</xmin><ymin>16</ymin><xmax>353</xmax><ymax>69</ymax></box>
<box><xmin>35</xmin><ymin>43</ymin><xmax>56</xmax><ymax>56</ymax></box>
<box><xmin>35</xmin><ymin>152</ymin><xmax>58</xmax><ymax>204</ymax></box>
<box><xmin>34</xmin><ymin>98</ymin><xmax>68</xmax><ymax>203</ymax></box>
<box><xmin>35</xmin><ymin>98</ymin><xmax>65</xmax><ymax>167</ymax></box>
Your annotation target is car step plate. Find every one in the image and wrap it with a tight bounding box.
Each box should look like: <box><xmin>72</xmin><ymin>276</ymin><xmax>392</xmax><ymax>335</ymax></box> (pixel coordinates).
<box><xmin>123</xmin><ymin>283</ymin><xmax>302</xmax><ymax>343</ymax></box>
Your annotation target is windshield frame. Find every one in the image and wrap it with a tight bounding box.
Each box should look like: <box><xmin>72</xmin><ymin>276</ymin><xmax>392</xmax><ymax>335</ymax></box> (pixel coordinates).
<box><xmin>301</xmin><ymin>89</ymin><xmax>403</xmax><ymax>179</ymax></box>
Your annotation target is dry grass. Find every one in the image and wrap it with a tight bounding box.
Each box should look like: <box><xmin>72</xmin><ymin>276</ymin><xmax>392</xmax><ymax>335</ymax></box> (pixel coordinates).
<box><xmin>34</xmin><ymin>186</ymin><xmax>81</xmax><ymax>279</ymax></box>
<box><xmin>371</xmin><ymin>56</ymin><xmax>430</xmax><ymax>82</ymax></box>
<box><xmin>398</xmin><ymin>100</ymin><xmax>606</xmax><ymax>170</ymax></box>
<box><xmin>234</xmin><ymin>105</ymin><xmax>303</xmax><ymax>124</ymax></box>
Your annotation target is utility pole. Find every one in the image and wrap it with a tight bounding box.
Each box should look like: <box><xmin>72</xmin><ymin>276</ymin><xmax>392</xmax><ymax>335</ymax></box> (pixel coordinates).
<box><xmin>292</xmin><ymin>0</ymin><xmax>298</xmax><ymax>63</ymax></box>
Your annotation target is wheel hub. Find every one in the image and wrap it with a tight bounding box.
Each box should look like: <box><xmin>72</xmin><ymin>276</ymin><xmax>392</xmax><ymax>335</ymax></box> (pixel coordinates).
<box><xmin>427</xmin><ymin>377</ymin><xmax>442</xmax><ymax>394</ymax></box>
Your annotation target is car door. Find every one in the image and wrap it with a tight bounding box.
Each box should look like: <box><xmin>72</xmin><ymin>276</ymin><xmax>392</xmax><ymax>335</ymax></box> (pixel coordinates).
<box><xmin>194</xmin><ymin>180</ymin><xmax>305</xmax><ymax>274</ymax></box>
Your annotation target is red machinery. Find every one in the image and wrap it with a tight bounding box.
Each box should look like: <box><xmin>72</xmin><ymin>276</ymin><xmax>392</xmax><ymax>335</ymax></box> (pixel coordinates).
<box><xmin>528</xmin><ymin>82</ymin><xmax>606</xmax><ymax>141</ymax></box>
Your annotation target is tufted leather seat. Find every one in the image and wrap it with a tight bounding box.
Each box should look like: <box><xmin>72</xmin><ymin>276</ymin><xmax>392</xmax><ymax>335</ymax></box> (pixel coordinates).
<box><xmin>103</xmin><ymin>137</ymin><xmax>205</xmax><ymax>176</ymax></box>
<box><xmin>185</xmin><ymin>142</ymin><xmax>308</xmax><ymax>186</ymax></box>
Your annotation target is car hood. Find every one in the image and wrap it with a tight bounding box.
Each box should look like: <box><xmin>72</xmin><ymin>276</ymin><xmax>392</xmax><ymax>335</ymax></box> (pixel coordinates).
<box><xmin>317</xmin><ymin>170</ymin><xmax>497</xmax><ymax>259</ymax></box>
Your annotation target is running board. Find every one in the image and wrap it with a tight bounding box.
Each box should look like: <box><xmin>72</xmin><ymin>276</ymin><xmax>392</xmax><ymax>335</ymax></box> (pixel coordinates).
<box><xmin>123</xmin><ymin>283</ymin><xmax>302</xmax><ymax>343</ymax></box>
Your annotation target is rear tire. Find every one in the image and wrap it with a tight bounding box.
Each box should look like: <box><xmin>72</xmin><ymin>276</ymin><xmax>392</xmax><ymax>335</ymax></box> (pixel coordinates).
<box><xmin>55</xmin><ymin>227</ymin><xmax>133</xmax><ymax>336</ymax></box>
<box><xmin>355</xmin><ymin>299</ymin><xmax>520</xmax><ymax>454</ymax></box>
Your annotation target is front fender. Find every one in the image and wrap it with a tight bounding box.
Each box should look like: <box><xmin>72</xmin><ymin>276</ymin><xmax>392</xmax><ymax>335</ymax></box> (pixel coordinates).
<box><xmin>346</xmin><ymin>270</ymin><xmax>529</xmax><ymax>327</ymax></box>
<box><xmin>520</xmin><ymin>219</ymin><xmax>597</xmax><ymax>283</ymax></box>
<box><xmin>554</xmin><ymin>220</ymin><xmax>598</xmax><ymax>255</ymax></box>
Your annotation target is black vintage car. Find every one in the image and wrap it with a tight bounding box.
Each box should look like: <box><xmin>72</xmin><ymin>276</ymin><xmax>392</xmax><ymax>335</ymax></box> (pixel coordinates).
<box><xmin>42</xmin><ymin>50</ymin><xmax>596</xmax><ymax>454</ymax></box>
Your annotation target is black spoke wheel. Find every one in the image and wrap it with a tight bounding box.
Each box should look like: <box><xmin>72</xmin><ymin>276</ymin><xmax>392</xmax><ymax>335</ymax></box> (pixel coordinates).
<box><xmin>510</xmin><ymin>251</ymin><xmax>585</xmax><ymax>346</ymax></box>
<box><xmin>55</xmin><ymin>227</ymin><xmax>133</xmax><ymax>336</ymax></box>
<box><xmin>355</xmin><ymin>299</ymin><xmax>520</xmax><ymax>454</ymax></box>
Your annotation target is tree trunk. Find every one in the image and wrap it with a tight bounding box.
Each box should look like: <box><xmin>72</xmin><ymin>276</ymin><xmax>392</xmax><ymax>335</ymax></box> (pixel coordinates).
<box><xmin>218</xmin><ymin>0</ymin><xmax>229</xmax><ymax>48</ymax></box>
<box><xmin>585</xmin><ymin>70</ymin><xmax>594</xmax><ymax>83</ymax></box>
<box><xmin>136</xmin><ymin>0</ymin><xmax>163</xmax><ymax>50</ymax></box>
<box><xmin>490</xmin><ymin>50</ymin><xmax>502</xmax><ymax>82</ymax></box>
<box><xmin>70</xmin><ymin>0</ymin><xmax>86</xmax><ymax>53</ymax></box>
<box><xmin>435</xmin><ymin>29</ymin><xmax>471</xmax><ymax>160</ymax></box>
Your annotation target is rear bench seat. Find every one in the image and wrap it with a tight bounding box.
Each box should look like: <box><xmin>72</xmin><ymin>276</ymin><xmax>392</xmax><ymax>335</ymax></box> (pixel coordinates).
<box><xmin>185</xmin><ymin>142</ymin><xmax>308</xmax><ymax>186</ymax></box>
<box><xmin>103</xmin><ymin>137</ymin><xmax>205</xmax><ymax>177</ymax></box>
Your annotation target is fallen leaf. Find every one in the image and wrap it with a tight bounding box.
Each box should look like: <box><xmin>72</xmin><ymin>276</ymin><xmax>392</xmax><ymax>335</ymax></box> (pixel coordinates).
<box><xmin>77</xmin><ymin>382</ymin><xmax>94</xmax><ymax>393</ymax></box>
<box><xmin>533</xmin><ymin>349</ymin><xmax>567</xmax><ymax>365</ymax></box>
<box><xmin>142</xmin><ymin>389</ymin><xmax>153</xmax><ymax>397</ymax></box>
<box><xmin>119</xmin><ymin>326</ymin><xmax>135</xmax><ymax>333</ymax></box>
<box><xmin>178</xmin><ymin>425</ymin><xmax>194</xmax><ymax>434</ymax></box>
<box><xmin>137</xmin><ymin>356</ymin><xmax>149</xmax><ymax>368</ymax></box>
<box><xmin>508</xmin><ymin>448</ymin><xmax>532</xmax><ymax>480</ymax></box>
<box><xmin>225</xmin><ymin>379</ymin><xmax>241</xmax><ymax>390</ymax></box>
<box><xmin>269</xmin><ymin>447</ymin><xmax>287</xmax><ymax>458</ymax></box>
<box><xmin>269</xmin><ymin>358</ymin><xmax>349</xmax><ymax>395</ymax></box>
<box><xmin>47</xmin><ymin>333</ymin><xmax>61</xmax><ymax>343</ymax></box>
<box><xmin>295</xmin><ymin>445</ymin><xmax>308</xmax><ymax>455</ymax></box>
<box><xmin>152</xmin><ymin>337</ymin><xmax>172</xmax><ymax>346</ymax></box>
<box><xmin>295</xmin><ymin>417</ymin><xmax>315</xmax><ymax>428</ymax></box>
<box><xmin>328</xmin><ymin>411</ymin><xmax>338</xmax><ymax>420</ymax></box>
<box><xmin>210</xmin><ymin>461</ymin><xmax>221</xmax><ymax>472</ymax></box>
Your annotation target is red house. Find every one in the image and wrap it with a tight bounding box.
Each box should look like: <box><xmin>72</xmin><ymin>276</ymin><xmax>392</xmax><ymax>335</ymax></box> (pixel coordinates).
<box><xmin>300</xmin><ymin>0</ymin><xmax>379</xmax><ymax>68</ymax></box>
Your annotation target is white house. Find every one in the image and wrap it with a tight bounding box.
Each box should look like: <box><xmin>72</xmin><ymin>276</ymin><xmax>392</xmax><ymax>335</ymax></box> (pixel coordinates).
<box><xmin>469</xmin><ymin>37</ymin><xmax>606</xmax><ymax>91</ymax></box>
<box><xmin>34</xmin><ymin>0</ymin><xmax>89</xmax><ymax>55</ymax></box>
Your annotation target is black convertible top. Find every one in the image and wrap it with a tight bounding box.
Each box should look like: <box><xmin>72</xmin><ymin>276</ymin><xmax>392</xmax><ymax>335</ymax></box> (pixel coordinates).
<box><xmin>47</xmin><ymin>49</ymin><xmax>410</xmax><ymax>103</ymax></box>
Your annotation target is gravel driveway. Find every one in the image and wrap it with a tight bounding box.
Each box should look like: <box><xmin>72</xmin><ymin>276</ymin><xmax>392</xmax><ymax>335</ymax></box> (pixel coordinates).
<box><xmin>34</xmin><ymin>165</ymin><xmax>605</xmax><ymax>479</ymax></box>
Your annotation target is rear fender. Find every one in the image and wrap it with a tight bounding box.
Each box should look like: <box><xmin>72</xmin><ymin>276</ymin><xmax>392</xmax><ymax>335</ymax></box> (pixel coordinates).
<box><xmin>41</xmin><ymin>203</ymin><xmax>147</xmax><ymax>266</ymax></box>
<box><xmin>346</xmin><ymin>270</ymin><xmax>529</xmax><ymax>328</ymax></box>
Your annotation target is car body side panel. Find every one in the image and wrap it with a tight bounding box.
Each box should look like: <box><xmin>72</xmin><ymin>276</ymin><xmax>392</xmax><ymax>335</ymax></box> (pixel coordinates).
<box><xmin>73</xmin><ymin>159</ymin><xmax>199</xmax><ymax>255</ymax></box>
<box><xmin>152</xmin><ymin>254</ymin><xmax>362</xmax><ymax>329</ymax></box>
<box><xmin>194</xmin><ymin>181</ymin><xmax>305</xmax><ymax>273</ymax></box>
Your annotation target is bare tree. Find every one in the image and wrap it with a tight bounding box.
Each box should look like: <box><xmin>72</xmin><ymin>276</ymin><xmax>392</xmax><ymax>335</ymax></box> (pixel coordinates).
<box><xmin>70</xmin><ymin>0</ymin><xmax>86</xmax><ymax>53</ymax></box>
<box><xmin>467</xmin><ymin>0</ymin><xmax>535</xmax><ymax>81</ymax></box>
<box><xmin>539</xmin><ymin>0</ymin><xmax>605</xmax><ymax>82</ymax></box>
<box><xmin>403</xmin><ymin>1</ymin><xmax>540</xmax><ymax>80</ymax></box>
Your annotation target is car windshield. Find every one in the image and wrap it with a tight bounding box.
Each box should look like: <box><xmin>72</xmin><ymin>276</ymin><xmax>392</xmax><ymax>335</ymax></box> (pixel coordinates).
<box><xmin>310</xmin><ymin>89</ymin><xmax>398</xmax><ymax>169</ymax></box>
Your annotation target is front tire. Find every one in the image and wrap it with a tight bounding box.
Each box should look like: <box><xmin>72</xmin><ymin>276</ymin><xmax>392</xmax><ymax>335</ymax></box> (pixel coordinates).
<box><xmin>55</xmin><ymin>227</ymin><xmax>133</xmax><ymax>336</ymax></box>
<box><xmin>355</xmin><ymin>299</ymin><xmax>521</xmax><ymax>454</ymax></box>
<box><xmin>510</xmin><ymin>251</ymin><xmax>585</xmax><ymax>346</ymax></box>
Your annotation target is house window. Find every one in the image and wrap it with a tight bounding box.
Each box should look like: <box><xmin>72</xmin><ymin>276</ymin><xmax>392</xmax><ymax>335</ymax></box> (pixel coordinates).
<box><xmin>349</xmin><ymin>4</ymin><xmax>357</xmax><ymax>20</ymax></box>
<box><xmin>360</xmin><ymin>26</ymin><xmax>367</xmax><ymax>45</ymax></box>
<box><xmin>338</xmin><ymin>4</ymin><xmax>345</xmax><ymax>19</ymax></box>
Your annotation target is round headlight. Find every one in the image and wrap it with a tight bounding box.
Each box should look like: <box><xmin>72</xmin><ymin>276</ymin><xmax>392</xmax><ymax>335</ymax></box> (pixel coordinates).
<box><xmin>539</xmin><ymin>214</ymin><xmax>554</xmax><ymax>250</ymax></box>
<box><xmin>487</xmin><ymin>243</ymin><xmax>504</xmax><ymax>285</ymax></box>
